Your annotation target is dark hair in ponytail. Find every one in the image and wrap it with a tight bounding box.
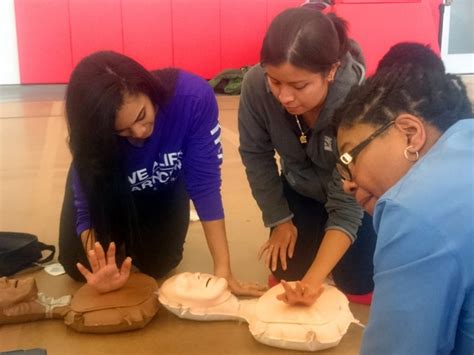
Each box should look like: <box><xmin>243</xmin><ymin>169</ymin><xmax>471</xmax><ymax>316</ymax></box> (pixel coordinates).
<box><xmin>326</xmin><ymin>13</ymin><xmax>349</xmax><ymax>59</ymax></box>
<box><xmin>65</xmin><ymin>51</ymin><xmax>178</xmax><ymax>249</ymax></box>
<box><xmin>260</xmin><ymin>7</ymin><xmax>349</xmax><ymax>74</ymax></box>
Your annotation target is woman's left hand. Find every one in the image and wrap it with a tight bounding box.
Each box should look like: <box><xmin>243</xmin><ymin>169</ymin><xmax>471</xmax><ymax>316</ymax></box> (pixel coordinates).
<box><xmin>216</xmin><ymin>270</ymin><xmax>267</xmax><ymax>297</ymax></box>
<box><xmin>276</xmin><ymin>280</ymin><xmax>323</xmax><ymax>306</ymax></box>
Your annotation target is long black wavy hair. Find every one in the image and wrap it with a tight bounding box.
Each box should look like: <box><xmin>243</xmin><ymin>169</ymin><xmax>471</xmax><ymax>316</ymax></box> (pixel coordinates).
<box><xmin>65</xmin><ymin>51</ymin><xmax>178</xmax><ymax>249</ymax></box>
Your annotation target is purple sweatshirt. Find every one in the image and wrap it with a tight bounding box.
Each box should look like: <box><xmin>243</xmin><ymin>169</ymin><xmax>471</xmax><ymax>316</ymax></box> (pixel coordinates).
<box><xmin>72</xmin><ymin>70</ymin><xmax>223</xmax><ymax>235</ymax></box>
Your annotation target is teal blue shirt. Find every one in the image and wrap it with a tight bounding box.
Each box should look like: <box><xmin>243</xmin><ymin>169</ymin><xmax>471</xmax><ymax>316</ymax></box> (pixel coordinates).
<box><xmin>362</xmin><ymin>119</ymin><xmax>474</xmax><ymax>354</ymax></box>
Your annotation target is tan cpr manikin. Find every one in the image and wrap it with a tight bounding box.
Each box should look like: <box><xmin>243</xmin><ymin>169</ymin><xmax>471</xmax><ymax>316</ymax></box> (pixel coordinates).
<box><xmin>0</xmin><ymin>276</ymin><xmax>70</xmax><ymax>324</ymax></box>
<box><xmin>63</xmin><ymin>272</ymin><xmax>159</xmax><ymax>333</ymax></box>
<box><xmin>1</xmin><ymin>272</ymin><xmax>358</xmax><ymax>350</ymax></box>
<box><xmin>159</xmin><ymin>272</ymin><xmax>358</xmax><ymax>352</ymax></box>
<box><xmin>0</xmin><ymin>273</ymin><xmax>159</xmax><ymax>333</ymax></box>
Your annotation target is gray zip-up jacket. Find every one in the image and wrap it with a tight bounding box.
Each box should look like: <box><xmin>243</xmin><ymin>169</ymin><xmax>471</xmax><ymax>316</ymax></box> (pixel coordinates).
<box><xmin>238</xmin><ymin>46</ymin><xmax>365</xmax><ymax>242</ymax></box>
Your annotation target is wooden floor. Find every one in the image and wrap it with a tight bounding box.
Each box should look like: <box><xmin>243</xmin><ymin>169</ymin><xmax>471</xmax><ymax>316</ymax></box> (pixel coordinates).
<box><xmin>2</xmin><ymin>84</ymin><xmax>434</xmax><ymax>355</ymax></box>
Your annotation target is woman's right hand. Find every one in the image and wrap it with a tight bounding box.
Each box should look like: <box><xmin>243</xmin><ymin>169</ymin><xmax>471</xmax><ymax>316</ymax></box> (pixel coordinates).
<box><xmin>76</xmin><ymin>242</ymin><xmax>132</xmax><ymax>294</ymax></box>
<box><xmin>277</xmin><ymin>280</ymin><xmax>323</xmax><ymax>306</ymax></box>
<box><xmin>258</xmin><ymin>220</ymin><xmax>297</xmax><ymax>272</ymax></box>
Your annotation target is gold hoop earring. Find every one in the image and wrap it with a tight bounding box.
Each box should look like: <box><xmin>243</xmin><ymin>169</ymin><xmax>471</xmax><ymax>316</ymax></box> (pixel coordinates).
<box><xmin>403</xmin><ymin>145</ymin><xmax>419</xmax><ymax>162</ymax></box>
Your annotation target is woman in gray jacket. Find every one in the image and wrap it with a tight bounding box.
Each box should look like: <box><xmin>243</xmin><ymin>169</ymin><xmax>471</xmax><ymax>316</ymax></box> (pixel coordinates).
<box><xmin>239</xmin><ymin>7</ymin><xmax>375</xmax><ymax>305</ymax></box>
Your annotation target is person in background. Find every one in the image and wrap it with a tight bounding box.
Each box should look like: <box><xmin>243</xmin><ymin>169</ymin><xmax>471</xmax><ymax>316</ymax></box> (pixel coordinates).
<box><xmin>59</xmin><ymin>51</ymin><xmax>265</xmax><ymax>297</ymax></box>
<box><xmin>238</xmin><ymin>7</ymin><xmax>376</xmax><ymax>306</ymax></box>
<box><xmin>300</xmin><ymin>0</ymin><xmax>333</xmax><ymax>11</ymax></box>
<box><xmin>335</xmin><ymin>43</ymin><xmax>473</xmax><ymax>354</ymax></box>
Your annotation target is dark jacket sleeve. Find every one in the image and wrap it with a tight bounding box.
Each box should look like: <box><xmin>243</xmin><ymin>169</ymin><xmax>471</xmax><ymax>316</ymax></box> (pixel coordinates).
<box><xmin>325</xmin><ymin>168</ymin><xmax>363</xmax><ymax>242</ymax></box>
<box><xmin>238</xmin><ymin>67</ymin><xmax>293</xmax><ymax>227</ymax></box>
<box><xmin>320</xmin><ymin>44</ymin><xmax>366</xmax><ymax>241</ymax></box>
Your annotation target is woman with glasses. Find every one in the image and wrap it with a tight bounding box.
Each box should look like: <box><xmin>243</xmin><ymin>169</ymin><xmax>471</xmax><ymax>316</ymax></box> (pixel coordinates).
<box><xmin>58</xmin><ymin>51</ymin><xmax>264</xmax><ymax>297</ymax></box>
<box><xmin>335</xmin><ymin>45</ymin><xmax>473</xmax><ymax>354</ymax></box>
<box><xmin>238</xmin><ymin>7</ymin><xmax>376</xmax><ymax>306</ymax></box>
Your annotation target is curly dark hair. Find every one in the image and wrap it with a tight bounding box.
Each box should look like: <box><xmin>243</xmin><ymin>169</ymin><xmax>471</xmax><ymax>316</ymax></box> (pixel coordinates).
<box><xmin>334</xmin><ymin>53</ymin><xmax>471</xmax><ymax>133</ymax></box>
<box><xmin>377</xmin><ymin>42</ymin><xmax>445</xmax><ymax>73</ymax></box>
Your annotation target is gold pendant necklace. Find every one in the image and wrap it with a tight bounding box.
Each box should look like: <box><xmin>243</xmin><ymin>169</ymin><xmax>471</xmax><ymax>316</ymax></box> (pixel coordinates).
<box><xmin>294</xmin><ymin>115</ymin><xmax>308</xmax><ymax>144</ymax></box>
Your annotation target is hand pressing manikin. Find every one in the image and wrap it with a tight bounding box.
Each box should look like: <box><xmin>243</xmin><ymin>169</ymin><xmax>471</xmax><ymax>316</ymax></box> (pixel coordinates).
<box><xmin>277</xmin><ymin>280</ymin><xmax>324</xmax><ymax>306</ymax></box>
<box><xmin>76</xmin><ymin>242</ymin><xmax>132</xmax><ymax>294</ymax></box>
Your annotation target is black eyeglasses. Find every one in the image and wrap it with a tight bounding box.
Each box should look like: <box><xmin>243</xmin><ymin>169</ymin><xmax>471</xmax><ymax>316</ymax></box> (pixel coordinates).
<box><xmin>336</xmin><ymin>120</ymin><xmax>395</xmax><ymax>181</ymax></box>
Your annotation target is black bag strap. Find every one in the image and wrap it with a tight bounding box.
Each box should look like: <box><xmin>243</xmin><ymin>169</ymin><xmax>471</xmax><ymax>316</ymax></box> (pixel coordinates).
<box><xmin>34</xmin><ymin>242</ymin><xmax>56</xmax><ymax>265</ymax></box>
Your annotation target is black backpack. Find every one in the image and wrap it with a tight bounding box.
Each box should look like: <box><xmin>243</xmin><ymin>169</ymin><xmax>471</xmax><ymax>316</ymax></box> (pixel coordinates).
<box><xmin>0</xmin><ymin>232</ymin><xmax>55</xmax><ymax>277</ymax></box>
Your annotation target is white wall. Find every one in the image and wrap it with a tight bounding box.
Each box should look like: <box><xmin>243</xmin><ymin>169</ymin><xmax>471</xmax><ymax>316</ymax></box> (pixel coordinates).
<box><xmin>440</xmin><ymin>1</ymin><xmax>474</xmax><ymax>74</ymax></box>
<box><xmin>0</xmin><ymin>0</ymin><xmax>20</xmax><ymax>85</ymax></box>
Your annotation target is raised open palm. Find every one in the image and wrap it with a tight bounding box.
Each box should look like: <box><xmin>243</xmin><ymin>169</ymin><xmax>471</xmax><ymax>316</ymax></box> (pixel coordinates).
<box><xmin>76</xmin><ymin>241</ymin><xmax>132</xmax><ymax>294</ymax></box>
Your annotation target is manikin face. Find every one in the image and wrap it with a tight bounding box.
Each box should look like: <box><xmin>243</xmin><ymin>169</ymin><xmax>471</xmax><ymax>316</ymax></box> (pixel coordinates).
<box><xmin>337</xmin><ymin>122</ymin><xmax>411</xmax><ymax>215</ymax></box>
<box><xmin>159</xmin><ymin>272</ymin><xmax>231</xmax><ymax>308</ymax></box>
<box><xmin>264</xmin><ymin>62</ymin><xmax>337</xmax><ymax>116</ymax></box>
<box><xmin>0</xmin><ymin>276</ymin><xmax>36</xmax><ymax>307</ymax></box>
<box><xmin>114</xmin><ymin>92</ymin><xmax>156</xmax><ymax>145</ymax></box>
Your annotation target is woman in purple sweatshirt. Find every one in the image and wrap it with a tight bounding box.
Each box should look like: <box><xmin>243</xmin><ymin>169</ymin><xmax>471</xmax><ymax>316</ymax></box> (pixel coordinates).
<box><xmin>58</xmin><ymin>51</ymin><xmax>264</xmax><ymax>296</ymax></box>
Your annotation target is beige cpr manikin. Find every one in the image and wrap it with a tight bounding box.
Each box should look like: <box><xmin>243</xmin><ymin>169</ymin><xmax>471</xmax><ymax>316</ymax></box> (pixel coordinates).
<box><xmin>159</xmin><ymin>272</ymin><xmax>359</xmax><ymax>352</ymax></box>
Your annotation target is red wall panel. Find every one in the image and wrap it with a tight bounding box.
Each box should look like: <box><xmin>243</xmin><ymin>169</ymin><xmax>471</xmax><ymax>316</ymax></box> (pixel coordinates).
<box><xmin>334</xmin><ymin>1</ymin><xmax>439</xmax><ymax>74</ymax></box>
<box><xmin>267</xmin><ymin>0</ymin><xmax>303</xmax><ymax>25</ymax></box>
<box><xmin>172</xmin><ymin>0</ymin><xmax>220</xmax><ymax>79</ymax></box>
<box><xmin>14</xmin><ymin>0</ymin><xmax>442</xmax><ymax>84</ymax></box>
<box><xmin>339</xmin><ymin>0</ymin><xmax>420</xmax><ymax>3</ymax></box>
<box><xmin>428</xmin><ymin>0</ymin><xmax>443</xmax><ymax>39</ymax></box>
<box><xmin>122</xmin><ymin>0</ymin><xmax>173</xmax><ymax>71</ymax></box>
<box><xmin>14</xmin><ymin>0</ymin><xmax>72</xmax><ymax>84</ymax></box>
<box><xmin>220</xmin><ymin>0</ymin><xmax>267</xmax><ymax>70</ymax></box>
<box><xmin>69</xmin><ymin>0</ymin><xmax>123</xmax><ymax>67</ymax></box>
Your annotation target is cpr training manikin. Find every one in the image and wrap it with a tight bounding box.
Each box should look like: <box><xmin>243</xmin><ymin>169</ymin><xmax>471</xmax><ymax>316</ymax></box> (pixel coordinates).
<box><xmin>159</xmin><ymin>272</ymin><xmax>358</xmax><ymax>352</ymax></box>
<box><xmin>0</xmin><ymin>272</ymin><xmax>359</xmax><ymax>351</ymax></box>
